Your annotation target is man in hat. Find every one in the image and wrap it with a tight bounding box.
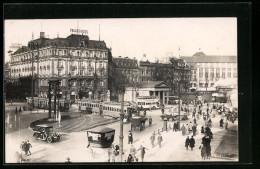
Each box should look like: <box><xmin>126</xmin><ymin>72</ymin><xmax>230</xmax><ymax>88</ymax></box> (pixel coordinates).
<box><xmin>65</xmin><ymin>157</ymin><xmax>71</xmax><ymax>163</ymax></box>
<box><xmin>185</xmin><ymin>136</ymin><xmax>190</xmax><ymax>150</ymax></box>
<box><xmin>128</xmin><ymin>130</ymin><xmax>133</xmax><ymax>144</ymax></box>
<box><xmin>130</xmin><ymin>144</ymin><xmax>137</xmax><ymax>159</ymax></box>
<box><xmin>137</xmin><ymin>145</ymin><xmax>148</xmax><ymax>162</ymax></box>
<box><xmin>149</xmin><ymin>116</ymin><xmax>152</xmax><ymax>127</ymax></box>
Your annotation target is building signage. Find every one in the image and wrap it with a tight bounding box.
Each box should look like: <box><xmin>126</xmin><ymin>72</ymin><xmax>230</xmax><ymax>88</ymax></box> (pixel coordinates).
<box><xmin>70</xmin><ymin>29</ymin><xmax>88</xmax><ymax>34</ymax></box>
<box><xmin>9</xmin><ymin>43</ymin><xmax>22</xmax><ymax>49</ymax></box>
<box><xmin>104</xmin><ymin>132</ymin><xmax>114</xmax><ymax>140</ymax></box>
<box><xmin>88</xmin><ymin>132</ymin><xmax>101</xmax><ymax>141</ymax></box>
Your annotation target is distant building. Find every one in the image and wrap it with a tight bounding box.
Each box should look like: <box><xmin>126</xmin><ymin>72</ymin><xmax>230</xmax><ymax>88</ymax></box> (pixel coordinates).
<box><xmin>9</xmin><ymin>32</ymin><xmax>110</xmax><ymax>101</ymax></box>
<box><xmin>181</xmin><ymin>52</ymin><xmax>237</xmax><ymax>93</ymax></box>
<box><xmin>112</xmin><ymin>56</ymin><xmax>140</xmax><ymax>84</ymax></box>
<box><xmin>124</xmin><ymin>81</ymin><xmax>170</xmax><ymax>104</ymax></box>
<box><xmin>139</xmin><ymin>55</ymin><xmax>190</xmax><ymax>94</ymax></box>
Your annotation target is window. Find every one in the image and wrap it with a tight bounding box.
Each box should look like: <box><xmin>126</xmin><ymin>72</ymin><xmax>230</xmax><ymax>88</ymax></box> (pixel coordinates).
<box><xmin>222</xmin><ymin>68</ymin><xmax>226</xmax><ymax>79</ymax></box>
<box><xmin>80</xmin><ymin>70</ymin><xmax>83</xmax><ymax>75</ymax></box>
<box><xmin>205</xmin><ymin>68</ymin><xmax>209</xmax><ymax>79</ymax></box>
<box><xmin>210</xmin><ymin>68</ymin><xmax>214</xmax><ymax>81</ymax></box>
<box><xmin>227</xmin><ymin>68</ymin><xmax>231</xmax><ymax>78</ymax></box>
<box><xmin>216</xmin><ymin>68</ymin><xmax>220</xmax><ymax>78</ymax></box>
<box><xmin>199</xmin><ymin>68</ymin><xmax>203</xmax><ymax>78</ymax></box>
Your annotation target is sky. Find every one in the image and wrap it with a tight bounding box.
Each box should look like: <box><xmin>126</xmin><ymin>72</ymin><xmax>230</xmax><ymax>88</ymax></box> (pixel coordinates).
<box><xmin>4</xmin><ymin>18</ymin><xmax>237</xmax><ymax>63</ymax></box>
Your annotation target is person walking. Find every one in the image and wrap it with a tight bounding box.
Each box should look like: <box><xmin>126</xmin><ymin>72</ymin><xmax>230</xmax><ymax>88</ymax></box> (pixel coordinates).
<box><xmin>225</xmin><ymin>121</ymin><xmax>229</xmax><ymax>130</ymax></box>
<box><xmin>173</xmin><ymin>122</ymin><xmax>177</xmax><ymax>132</ymax></box>
<box><xmin>137</xmin><ymin>145</ymin><xmax>148</xmax><ymax>162</ymax></box>
<box><xmin>157</xmin><ymin>133</ymin><xmax>163</xmax><ymax>148</ymax></box>
<box><xmin>130</xmin><ymin>144</ymin><xmax>137</xmax><ymax>159</ymax></box>
<box><xmin>128</xmin><ymin>131</ymin><xmax>133</xmax><ymax>144</ymax></box>
<box><xmin>201</xmin><ymin>125</ymin><xmax>204</xmax><ymax>134</ymax></box>
<box><xmin>189</xmin><ymin>136</ymin><xmax>195</xmax><ymax>151</ymax></box>
<box><xmin>150</xmin><ymin>133</ymin><xmax>155</xmax><ymax>147</ymax></box>
<box><xmin>181</xmin><ymin>124</ymin><xmax>186</xmax><ymax>136</ymax></box>
<box><xmin>149</xmin><ymin>116</ymin><xmax>152</xmax><ymax>127</ymax></box>
<box><xmin>26</xmin><ymin>140</ymin><xmax>32</xmax><ymax>156</ymax></box>
<box><xmin>219</xmin><ymin>119</ymin><xmax>224</xmax><ymax>128</ymax></box>
<box><xmin>15</xmin><ymin>107</ymin><xmax>18</xmax><ymax>114</ymax></box>
<box><xmin>192</xmin><ymin>124</ymin><xmax>197</xmax><ymax>136</ymax></box>
<box><xmin>185</xmin><ymin>136</ymin><xmax>190</xmax><ymax>150</ymax></box>
<box><xmin>193</xmin><ymin>118</ymin><xmax>197</xmax><ymax>125</ymax></box>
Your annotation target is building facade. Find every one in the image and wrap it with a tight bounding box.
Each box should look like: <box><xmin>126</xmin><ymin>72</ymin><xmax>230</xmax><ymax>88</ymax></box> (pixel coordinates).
<box><xmin>181</xmin><ymin>52</ymin><xmax>237</xmax><ymax>92</ymax></box>
<box><xmin>112</xmin><ymin>56</ymin><xmax>141</xmax><ymax>84</ymax></box>
<box><xmin>139</xmin><ymin>56</ymin><xmax>191</xmax><ymax>95</ymax></box>
<box><xmin>9</xmin><ymin>32</ymin><xmax>110</xmax><ymax>102</ymax></box>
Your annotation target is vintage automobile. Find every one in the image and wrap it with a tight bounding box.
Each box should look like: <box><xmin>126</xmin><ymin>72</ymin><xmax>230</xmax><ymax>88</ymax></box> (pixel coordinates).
<box><xmin>33</xmin><ymin>125</ymin><xmax>61</xmax><ymax>143</ymax></box>
<box><xmin>130</xmin><ymin>116</ymin><xmax>148</xmax><ymax>132</ymax></box>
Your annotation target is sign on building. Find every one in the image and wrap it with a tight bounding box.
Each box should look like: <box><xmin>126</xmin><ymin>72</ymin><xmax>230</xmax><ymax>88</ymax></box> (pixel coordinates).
<box><xmin>70</xmin><ymin>29</ymin><xmax>88</xmax><ymax>35</ymax></box>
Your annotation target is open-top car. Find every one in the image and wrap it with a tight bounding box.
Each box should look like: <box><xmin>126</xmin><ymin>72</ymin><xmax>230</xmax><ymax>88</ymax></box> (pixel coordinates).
<box><xmin>33</xmin><ymin>125</ymin><xmax>61</xmax><ymax>143</ymax></box>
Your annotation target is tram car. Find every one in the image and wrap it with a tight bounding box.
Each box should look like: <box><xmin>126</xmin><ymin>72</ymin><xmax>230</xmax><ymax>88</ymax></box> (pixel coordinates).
<box><xmin>87</xmin><ymin>127</ymin><xmax>115</xmax><ymax>148</ymax></box>
<box><xmin>78</xmin><ymin>99</ymin><xmax>138</xmax><ymax>120</ymax></box>
<box><xmin>26</xmin><ymin>97</ymin><xmax>70</xmax><ymax>111</ymax></box>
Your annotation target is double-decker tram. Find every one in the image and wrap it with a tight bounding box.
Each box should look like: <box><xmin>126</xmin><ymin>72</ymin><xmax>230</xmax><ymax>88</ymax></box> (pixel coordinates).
<box><xmin>136</xmin><ymin>96</ymin><xmax>160</xmax><ymax>109</ymax></box>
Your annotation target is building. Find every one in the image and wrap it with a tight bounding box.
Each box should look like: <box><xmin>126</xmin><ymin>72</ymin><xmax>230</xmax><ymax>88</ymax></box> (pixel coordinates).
<box><xmin>112</xmin><ymin>56</ymin><xmax>140</xmax><ymax>84</ymax></box>
<box><xmin>181</xmin><ymin>52</ymin><xmax>237</xmax><ymax>93</ymax></box>
<box><xmin>139</xmin><ymin>55</ymin><xmax>191</xmax><ymax>95</ymax></box>
<box><xmin>124</xmin><ymin>81</ymin><xmax>170</xmax><ymax>104</ymax></box>
<box><xmin>9</xmin><ymin>32</ymin><xmax>110</xmax><ymax>102</ymax></box>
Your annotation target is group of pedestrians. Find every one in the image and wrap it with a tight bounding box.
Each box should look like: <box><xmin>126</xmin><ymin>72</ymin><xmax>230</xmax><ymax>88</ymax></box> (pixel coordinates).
<box><xmin>20</xmin><ymin>140</ymin><xmax>32</xmax><ymax>156</ymax></box>
<box><xmin>185</xmin><ymin>136</ymin><xmax>195</xmax><ymax>151</ymax></box>
<box><xmin>150</xmin><ymin>132</ymin><xmax>163</xmax><ymax>148</ymax></box>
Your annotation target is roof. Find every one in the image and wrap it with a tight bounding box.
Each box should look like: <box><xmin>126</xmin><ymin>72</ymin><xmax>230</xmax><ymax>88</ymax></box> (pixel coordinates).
<box><xmin>180</xmin><ymin>54</ymin><xmax>237</xmax><ymax>63</ymax></box>
<box><xmin>13</xmin><ymin>34</ymin><xmax>108</xmax><ymax>55</ymax></box>
<box><xmin>136</xmin><ymin>81</ymin><xmax>169</xmax><ymax>88</ymax></box>
<box><xmin>87</xmin><ymin>127</ymin><xmax>115</xmax><ymax>133</ymax></box>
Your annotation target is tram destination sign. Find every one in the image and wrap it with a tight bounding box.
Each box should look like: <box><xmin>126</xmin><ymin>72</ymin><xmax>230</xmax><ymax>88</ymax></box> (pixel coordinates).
<box><xmin>70</xmin><ymin>29</ymin><xmax>88</xmax><ymax>35</ymax></box>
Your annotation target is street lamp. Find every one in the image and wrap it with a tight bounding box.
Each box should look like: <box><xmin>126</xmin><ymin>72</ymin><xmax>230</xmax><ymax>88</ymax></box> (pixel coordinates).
<box><xmin>119</xmin><ymin>85</ymin><xmax>125</xmax><ymax>162</ymax></box>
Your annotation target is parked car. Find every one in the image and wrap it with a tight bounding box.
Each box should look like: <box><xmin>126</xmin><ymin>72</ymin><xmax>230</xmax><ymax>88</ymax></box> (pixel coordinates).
<box><xmin>33</xmin><ymin>125</ymin><xmax>61</xmax><ymax>143</ymax></box>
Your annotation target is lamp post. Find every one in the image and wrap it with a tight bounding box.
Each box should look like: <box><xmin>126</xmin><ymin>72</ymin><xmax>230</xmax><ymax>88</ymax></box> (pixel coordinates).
<box><xmin>119</xmin><ymin>85</ymin><xmax>125</xmax><ymax>162</ymax></box>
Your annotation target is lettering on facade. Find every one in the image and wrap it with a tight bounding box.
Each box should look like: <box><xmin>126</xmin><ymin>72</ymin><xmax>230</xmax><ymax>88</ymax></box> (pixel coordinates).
<box><xmin>70</xmin><ymin>29</ymin><xmax>88</xmax><ymax>35</ymax></box>
<box><xmin>88</xmin><ymin>132</ymin><xmax>101</xmax><ymax>141</ymax></box>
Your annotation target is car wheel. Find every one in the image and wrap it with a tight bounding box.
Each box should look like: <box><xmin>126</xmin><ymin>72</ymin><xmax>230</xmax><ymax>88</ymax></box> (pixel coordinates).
<box><xmin>47</xmin><ymin>136</ymin><xmax>52</xmax><ymax>143</ymax></box>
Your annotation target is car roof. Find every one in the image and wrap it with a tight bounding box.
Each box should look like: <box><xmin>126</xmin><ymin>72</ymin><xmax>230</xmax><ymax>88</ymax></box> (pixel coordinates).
<box><xmin>36</xmin><ymin>124</ymin><xmax>53</xmax><ymax>128</ymax></box>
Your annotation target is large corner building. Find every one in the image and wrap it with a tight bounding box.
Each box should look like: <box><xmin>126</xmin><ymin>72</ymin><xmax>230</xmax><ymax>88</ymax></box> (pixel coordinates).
<box><xmin>9</xmin><ymin>32</ymin><xmax>111</xmax><ymax>102</ymax></box>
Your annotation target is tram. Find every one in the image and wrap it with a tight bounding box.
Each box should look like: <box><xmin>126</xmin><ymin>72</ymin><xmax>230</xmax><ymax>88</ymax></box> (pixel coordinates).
<box><xmin>26</xmin><ymin>97</ymin><xmax>70</xmax><ymax>111</ymax></box>
<box><xmin>136</xmin><ymin>96</ymin><xmax>160</xmax><ymax>109</ymax></box>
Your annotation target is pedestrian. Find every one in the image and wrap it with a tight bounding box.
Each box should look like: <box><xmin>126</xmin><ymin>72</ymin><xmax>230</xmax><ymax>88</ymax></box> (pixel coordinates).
<box><xmin>208</xmin><ymin>118</ymin><xmax>212</xmax><ymax>127</ymax></box>
<box><xmin>225</xmin><ymin>121</ymin><xmax>229</xmax><ymax>130</ymax></box>
<box><xmin>130</xmin><ymin>144</ymin><xmax>137</xmax><ymax>158</ymax></box>
<box><xmin>26</xmin><ymin>140</ymin><xmax>32</xmax><ymax>156</ymax></box>
<box><xmin>189</xmin><ymin>136</ymin><xmax>195</xmax><ymax>151</ymax></box>
<box><xmin>128</xmin><ymin>130</ymin><xmax>133</xmax><ymax>144</ymax></box>
<box><xmin>181</xmin><ymin>124</ymin><xmax>186</xmax><ymax>136</ymax></box>
<box><xmin>193</xmin><ymin>118</ymin><xmax>197</xmax><ymax>125</ymax></box>
<box><xmin>19</xmin><ymin>107</ymin><xmax>22</xmax><ymax>112</ymax></box>
<box><xmin>65</xmin><ymin>157</ymin><xmax>71</xmax><ymax>163</ymax></box>
<box><xmin>127</xmin><ymin>154</ymin><xmax>134</xmax><ymax>163</ymax></box>
<box><xmin>137</xmin><ymin>145</ymin><xmax>148</xmax><ymax>162</ymax></box>
<box><xmin>189</xmin><ymin>122</ymin><xmax>193</xmax><ymax>132</ymax></box>
<box><xmin>201</xmin><ymin>125</ymin><xmax>204</xmax><ymax>134</ymax></box>
<box><xmin>219</xmin><ymin>119</ymin><xmax>224</xmax><ymax>128</ymax></box>
<box><xmin>144</xmin><ymin>110</ymin><xmax>146</xmax><ymax>117</ymax></box>
<box><xmin>173</xmin><ymin>122</ymin><xmax>177</xmax><ymax>131</ymax></box>
<box><xmin>185</xmin><ymin>136</ymin><xmax>190</xmax><ymax>150</ymax></box>
<box><xmin>15</xmin><ymin>107</ymin><xmax>18</xmax><ymax>114</ymax></box>
<box><xmin>150</xmin><ymin>133</ymin><xmax>155</xmax><ymax>147</ymax></box>
<box><xmin>192</xmin><ymin>124</ymin><xmax>197</xmax><ymax>136</ymax></box>
<box><xmin>157</xmin><ymin>133</ymin><xmax>163</xmax><ymax>148</ymax></box>
<box><xmin>206</xmin><ymin>145</ymin><xmax>211</xmax><ymax>159</ymax></box>
<box><xmin>107</xmin><ymin>147</ymin><xmax>112</xmax><ymax>162</ymax></box>
<box><xmin>201</xmin><ymin>146</ymin><xmax>207</xmax><ymax>160</ymax></box>
<box><xmin>161</xmin><ymin>108</ymin><xmax>164</xmax><ymax>114</ymax></box>
<box><xmin>149</xmin><ymin>116</ymin><xmax>152</xmax><ymax>127</ymax></box>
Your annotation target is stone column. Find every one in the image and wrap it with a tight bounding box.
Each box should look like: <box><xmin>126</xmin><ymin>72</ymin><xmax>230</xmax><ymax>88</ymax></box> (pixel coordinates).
<box><xmin>162</xmin><ymin>91</ymin><xmax>165</xmax><ymax>105</ymax></box>
<box><xmin>166</xmin><ymin>92</ymin><xmax>169</xmax><ymax>105</ymax></box>
<box><xmin>158</xmin><ymin>91</ymin><xmax>161</xmax><ymax>104</ymax></box>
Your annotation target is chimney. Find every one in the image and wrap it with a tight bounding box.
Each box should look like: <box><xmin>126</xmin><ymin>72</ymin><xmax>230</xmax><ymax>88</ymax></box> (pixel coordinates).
<box><xmin>40</xmin><ymin>32</ymin><xmax>45</xmax><ymax>38</ymax></box>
